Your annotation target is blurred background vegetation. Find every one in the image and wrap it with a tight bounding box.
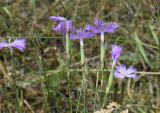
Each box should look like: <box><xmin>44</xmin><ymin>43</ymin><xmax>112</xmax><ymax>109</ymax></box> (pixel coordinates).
<box><xmin>0</xmin><ymin>0</ymin><xmax>160</xmax><ymax>112</ymax></box>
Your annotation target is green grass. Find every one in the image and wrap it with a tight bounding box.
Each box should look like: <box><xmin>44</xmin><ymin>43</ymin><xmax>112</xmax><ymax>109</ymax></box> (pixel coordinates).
<box><xmin>0</xmin><ymin>0</ymin><xmax>160</xmax><ymax>112</ymax></box>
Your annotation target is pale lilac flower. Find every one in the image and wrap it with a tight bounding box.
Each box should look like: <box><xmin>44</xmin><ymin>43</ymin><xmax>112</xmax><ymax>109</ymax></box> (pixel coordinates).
<box><xmin>94</xmin><ymin>19</ymin><xmax>108</xmax><ymax>33</ymax></box>
<box><xmin>50</xmin><ymin>16</ymin><xmax>74</xmax><ymax>34</ymax></box>
<box><xmin>0</xmin><ymin>39</ymin><xmax>26</xmax><ymax>52</ymax></box>
<box><xmin>112</xmin><ymin>45</ymin><xmax>122</xmax><ymax>65</ymax></box>
<box><xmin>114</xmin><ymin>65</ymin><xmax>137</xmax><ymax>79</ymax></box>
<box><xmin>70</xmin><ymin>27</ymin><xmax>95</xmax><ymax>51</ymax></box>
<box><xmin>105</xmin><ymin>22</ymin><xmax>119</xmax><ymax>33</ymax></box>
<box><xmin>52</xmin><ymin>20</ymin><xmax>73</xmax><ymax>34</ymax></box>
<box><xmin>84</xmin><ymin>25</ymin><xmax>97</xmax><ymax>33</ymax></box>
<box><xmin>70</xmin><ymin>28</ymin><xmax>95</xmax><ymax>40</ymax></box>
<box><xmin>85</xmin><ymin>19</ymin><xmax>119</xmax><ymax>34</ymax></box>
<box><xmin>0</xmin><ymin>42</ymin><xmax>7</xmax><ymax>49</ymax></box>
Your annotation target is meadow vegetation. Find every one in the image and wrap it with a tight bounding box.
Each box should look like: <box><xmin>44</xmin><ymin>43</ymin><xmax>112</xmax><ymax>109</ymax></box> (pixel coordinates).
<box><xmin>0</xmin><ymin>0</ymin><xmax>160</xmax><ymax>113</ymax></box>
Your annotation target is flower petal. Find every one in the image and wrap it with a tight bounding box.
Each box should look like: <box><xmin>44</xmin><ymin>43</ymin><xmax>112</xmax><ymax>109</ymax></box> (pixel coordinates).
<box><xmin>52</xmin><ymin>20</ymin><xmax>74</xmax><ymax>34</ymax></box>
<box><xmin>0</xmin><ymin>42</ymin><xmax>7</xmax><ymax>49</ymax></box>
<box><xmin>126</xmin><ymin>74</ymin><xmax>137</xmax><ymax>79</ymax></box>
<box><xmin>49</xmin><ymin>16</ymin><xmax>66</xmax><ymax>22</ymax></box>
<box><xmin>126</xmin><ymin>67</ymin><xmax>137</xmax><ymax>75</ymax></box>
<box><xmin>10</xmin><ymin>39</ymin><xmax>26</xmax><ymax>52</ymax></box>
<box><xmin>70</xmin><ymin>27</ymin><xmax>95</xmax><ymax>40</ymax></box>
<box><xmin>105</xmin><ymin>22</ymin><xmax>119</xmax><ymax>33</ymax></box>
<box><xmin>94</xmin><ymin>19</ymin><xmax>104</xmax><ymax>28</ymax></box>
<box><xmin>115</xmin><ymin>65</ymin><xmax>137</xmax><ymax>79</ymax></box>
<box><xmin>114</xmin><ymin>71</ymin><xmax>125</xmax><ymax>79</ymax></box>
<box><xmin>84</xmin><ymin>25</ymin><xmax>97</xmax><ymax>33</ymax></box>
<box><xmin>117</xmin><ymin>65</ymin><xmax>126</xmax><ymax>73</ymax></box>
<box><xmin>52</xmin><ymin>21</ymin><xmax>66</xmax><ymax>34</ymax></box>
<box><xmin>112</xmin><ymin>45</ymin><xmax>122</xmax><ymax>64</ymax></box>
<box><xmin>70</xmin><ymin>34</ymin><xmax>79</xmax><ymax>40</ymax></box>
<box><xmin>94</xmin><ymin>19</ymin><xmax>107</xmax><ymax>33</ymax></box>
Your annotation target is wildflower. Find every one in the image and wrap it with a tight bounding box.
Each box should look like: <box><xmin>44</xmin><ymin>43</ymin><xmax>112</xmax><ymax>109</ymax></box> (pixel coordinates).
<box><xmin>70</xmin><ymin>27</ymin><xmax>95</xmax><ymax>64</ymax></box>
<box><xmin>112</xmin><ymin>45</ymin><xmax>122</xmax><ymax>65</ymax></box>
<box><xmin>70</xmin><ymin>28</ymin><xmax>95</xmax><ymax>46</ymax></box>
<box><xmin>105</xmin><ymin>22</ymin><xmax>119</xmax><ymax>33</ymax></box>
<box><xmin>85</xmin><ymin>19</ymin><xmax>119</xmax><ymax>34</ymax></box>
<box><xmin>50</xmin><ymin>16</ymin><xmax>74</xmax><ymax>34</ymax></box>
<box><xmin>85</xmin><ymin>19</ymin><xmax>119</xmax><ymax>43</ymax></box>
<box><xmin>70</xmin><ymin>28</ymin><xmax>95</xmax><ymax>40</ymax></box>
<box><xmin>114</xmin><ymin>65</ymin><xmax>137</xmax><ymax>79</ymax></box>
<box><xmin>85</xmin><ymin>20</ymin><xmax>118</xmax><ymax>70</ymax></box>
<box><xmin>52</xmin><ymin>20</ymin><xmax>73</xmax><ymax>34</ymax></box>
<box><xmin>0</xmin><ymin>38</ymin><xmax>26</xmax><ymax>52</ymax></box>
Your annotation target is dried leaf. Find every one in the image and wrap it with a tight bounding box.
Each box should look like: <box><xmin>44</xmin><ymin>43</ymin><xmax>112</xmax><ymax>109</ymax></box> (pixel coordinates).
<box><xmin>94</xmin><ymin>102</ymin><xmax>121</xmax><ymax>113</ymax></box>
<box><xmin>107</xmin><ymin>102</ymin><xmax>120</xmax><ymax>110</ymax></box>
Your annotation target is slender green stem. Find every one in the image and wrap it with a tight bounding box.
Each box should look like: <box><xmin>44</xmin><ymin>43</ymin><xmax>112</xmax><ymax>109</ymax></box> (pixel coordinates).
<box><xmin>39</xmin><ymin>56</ymin><xmax>51</xmax><ymax>113</ymax></box>
<box><xmin>82</xmin><ymin>66</ymin><xmax>86</xmax><ymax>112</ymax></box>
<box><xmin>58</xmin><ymin>0</ymin><xmax>68</xmax><ymax>17</ymax></box>
<box><xmin>19</xmin><ymin>88</ymin><xmax>24</xmax><ymax>111</ymax></box>
<box><xmin>102</xmin><ymin>63</ymin><xmax>115</xmax><ymax>107</ymax></box>
<box><xmin>9</xmin><ymin>47</ymin><xmax>23</xmax><ymax>112</ymax></box>
<box><xmin>40</xmin><ymin>52</ymin><xmax>50</xmax><ymax>97</ymax></box>
<box><xmin>80</xmin><ymin>39</ymin><xmax>85</xmax><ymax>65</ymax></box>
<box><xmin>79</xmin><ymin>39</ymin><xmax>86</xmax><ymax>112</ymax></box>
<box><xmin>119</xmin><ymin>80</ymin><xmax>124</xmax><ymax>104</ymax></box>
<box><xmin>41</xmin><ymin>81</ymin><xmax>50</xmax><ymax>112</ymax></box>
<box><xmin>33</xmin><ymin>24</ymin><xmax>50</xmax><ymax>112</ymax></box>
<box><xmin>94</xmin><ymin>71</ymin><xmax>100</xmax><ymax>110</ymax></box>
<box><xmin>94</xmin><ymin>31</ymin><xmax>105</xmax><ymax>109</ymax></box>
<box><xmin>66</xmin><ymin>22</ymin><xmax>70</xmax><ymax>59</ymax></box>
<box><xmin>100</xmin><ymin>32</ymin><xmax>105</xmax><ymax>88</ymax></box>
<box><xmin>65</xmin><ymin>21</ymin><xmax>72</xmax><ymax>112</ymax></box>
<box><xmin>67</xmin><ymin>69</ymin><xmax>72</xmax><ymax>112</ymax></box>
<box><xmin>76</xmin><ymin>67</ymin><xmax>87</xmax><ymax>113</ymax></box>
<box><xmin>76</xmin><ymin>80</ymin><xmax>82</xmax><ymax>113</ymax></box>
<box><xmin>100</xmin><ymin>32</ymin><xmax>105</xmax><ymax>69</ymax></box>
<box><xmin>43</xmin><ymin>0</ymin><xmax>52</xmax><ymax>16</ymax></box>
<box><xmin>75</xmin><ymin>41</ymin><xmax>87</xmax><ymax>111</ymax></box>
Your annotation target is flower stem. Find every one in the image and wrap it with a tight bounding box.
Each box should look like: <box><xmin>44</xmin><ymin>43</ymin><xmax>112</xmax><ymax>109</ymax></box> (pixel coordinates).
<box><xmin>66</xmin><ymin>21</ymin><xmax>70</xmax><ymax>59</ymax></box>
<box><xmin>103</xmin><ymin>63</ymin><xmax>115</xmax><ymax>107</ymax></box>
<box><xmin>94</xmin><ymin>71</ymin><xmax>100</xmax><ymax>110</ymax></box>
<box><xmin>39</xmin><ymin>56</ymin><xmax>51</xmax><ymax>113</ymax></box>
<box><xmin>10</xmin><ymin>47</ymin><xmax>23</xmax><ymax>112</ymax></box>
<box><xmin>65</xmin><ymin>21</ymin><xmax>72</xmax><ymax>113</ymax></box>
<box><xmin>100</xmin><ymin>32</ymin><xmax>105</xmax><ymax>88</ymax></box>
<box><xmin>80</xmin><ymin>38</ymin><xmax>86</xmax><ymax>112</ymax></box>
<box><xmin>82</xmin><ymin>67</ymin><xmax>87</xmax><ymax>112</ymax></box>
<box><xmin>80</xmin><ymin>39</ymin><xmax>85</xmax><ymax>65</ymax></box>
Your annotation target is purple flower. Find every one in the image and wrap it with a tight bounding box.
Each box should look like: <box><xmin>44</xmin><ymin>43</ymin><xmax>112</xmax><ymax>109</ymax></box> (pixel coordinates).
<box><xmin>94</xmin><ymin>19</ymin><xmax>107</xmax><ymax>33</ymax></box>
<box><xmin>0</xmin><ymin>42</ymin><xmax>7</xmax><ymax>49</ymax></box>
<box><xmin>112</xmin><ymin>45</ymin><xmax>122</xmax><ymax>65</ymax></box>
<box><xmin>70</xmin><ymin>28</ymin><xmax>95</xmax><ymax>40</ymax></box>
<box><xmin>50</xmin><ymin>16</ymin><xmax>74</xmax><ymax>34</ymax></box>
<box><xmin>52</xmin><ymin>20</ymin><xmax>74</xmax><ymax>34</ymax></box>
<box><xmin>85</xmin><ymin>19</ymin><xmax>118</xmax><ymax>34</ymax></box>
<box><xmin>84</xmin><ymin>25</ymin><xmax>97</xmax><ymax>33</ymax></box>
<box><xmin>114</xmin><ymin>65</ymin><xmax>137</xmax><ymax>79</ymax></box>
<box><xmin>0</xmin><ymin>38</ymin><xmax>26</xmax><ymax>52</ymax></box>
<box><xmin>105</xmin><ymin>22</ymin><xmax>119</xmax><ymax>33</ymax></box>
